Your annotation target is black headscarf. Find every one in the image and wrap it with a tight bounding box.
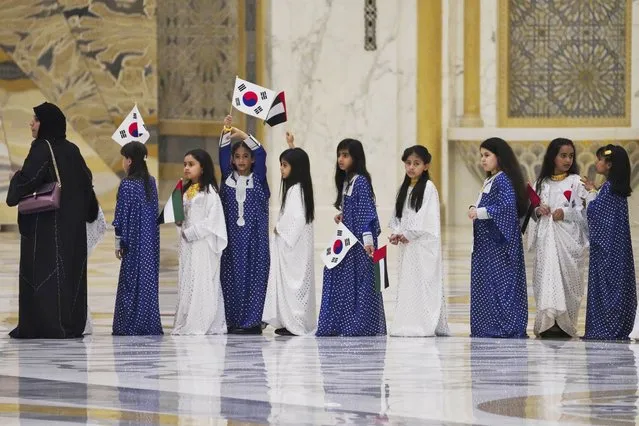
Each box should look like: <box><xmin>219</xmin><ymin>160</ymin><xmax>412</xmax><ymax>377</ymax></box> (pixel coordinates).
<box><xmin>33</xmin><ymin>102</ymin><xmax>66</xmax><ymax>140</ymax></box>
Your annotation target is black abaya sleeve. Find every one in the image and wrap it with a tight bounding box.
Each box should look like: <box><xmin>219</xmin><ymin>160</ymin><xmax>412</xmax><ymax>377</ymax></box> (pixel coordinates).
<box><xmin>6</xmin><ymin>140</ymin><xmax>52</xmax><ymax>207</ymax></box>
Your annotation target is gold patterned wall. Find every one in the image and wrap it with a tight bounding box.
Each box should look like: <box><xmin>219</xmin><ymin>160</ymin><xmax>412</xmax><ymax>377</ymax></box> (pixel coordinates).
<box><xmin>498</xmin><ymin>0</ymin><xmax>632</xmax><ymax>127</ymax></box>
<box><xmin>0</xmin><ymin>0</ymin><xmax>157</xmax><ymax>173</ymax></box>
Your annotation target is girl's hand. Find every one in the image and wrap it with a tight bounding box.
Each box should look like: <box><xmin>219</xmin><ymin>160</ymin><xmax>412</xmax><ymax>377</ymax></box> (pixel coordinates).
<box><xmin>399</xmin><ymin>235</ymin><xmax>409</xmax><ymax>244</ymax></box>
<box><xmin>364</xmin><ymin>244</ymin><xmax>375</xmax><ymax>257</ymax></box>
<box><xmin>175</xmin><ymin>221</ymin><xmax>183</xmax><ymax>227</ymax></box>
<box><xmin>115</xmin><ymin>249</ymin><xmax>123</xmax><ymax>260</ymax></box>
<box><xmin>389</xmin><ymin>234</ymin><xmax>399</xmax><ymax>245</ymax></box>
<box><xmin>230</xmin><ymin>126</ymin><xmax>249</xmax><ymax>141</ymax></box>
<box><xmin>537</xmin><ymin>204</ymin><xmax>551</xmax><ymax>216</ymax></box>
<box><xmin>285</xmin><ymin>131</ymin><xmax>295</xmax><ymax>148</ymax></box>
<box><xmin>273</xmin><ymin>226</ymin><xmax>279</xmax><ymax>235</ymax></box>
<box><xmin>223</xmin><ymin>115</ymin><xmax>232</xmax><ymax>131</ymax></box>
<box><xmin>581</xmin><ymin>176</ymin><xmax>596</xmax><ymax>192</ymax></box>
<box><xmin>468</xmin><ymin>207</ymin><xmax>477</xmax><ymax>220</ymax></box>
<box><xmin>334</xmin><ymin>213</ymin><xmax>343</xmax><ymax>224</ymax></box>
<box><xmin>552</xmin><ymin>208</ymin><xmax>564</xmax><ymax>222</ymax></box>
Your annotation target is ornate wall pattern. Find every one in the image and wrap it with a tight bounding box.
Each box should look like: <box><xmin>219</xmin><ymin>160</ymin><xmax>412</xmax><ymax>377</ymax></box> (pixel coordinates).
<box><xmin>0</xmin><ymin>0</ymin><xmax>157</xmax><ymax>173</ymax></box>
<box><xmin>498</xmin><ymin>0</ymin><xmax>632</xmax><ymax>127</ymax></box>
<box><xmin>454</xmin><ymin>140</ymin><xmax>639</xmax><ymax>190</ymax></box>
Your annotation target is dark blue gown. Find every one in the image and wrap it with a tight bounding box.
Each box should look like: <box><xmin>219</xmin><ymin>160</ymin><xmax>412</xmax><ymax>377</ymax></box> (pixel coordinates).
<box><xmin>112</xmin><ymin>177</ymin><xmax>163</xmax><ymax>335</ymax></box>
<box><xmin>317</xmin><ymin>175</ymin><xmax>387</xmax><ymax>336</ymax></box>
<box><xmin>584</xmin><ymin>181</ymin><xmax>636</xmax><ymax>340</ymax></box>
<box><xmin>470</xmin><ymin>172</ymin><xmax>527</xmax><ymax>338</ymax></box>
<box><xmin>219</xmin><ymin>135</ymin><xmax>270</xmax><ymax>330</ymax></box>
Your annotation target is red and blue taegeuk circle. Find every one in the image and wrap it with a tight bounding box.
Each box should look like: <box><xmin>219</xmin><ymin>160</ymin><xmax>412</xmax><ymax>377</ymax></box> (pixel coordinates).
<box><xmin>332</xmin><ymin>239</ymin><xmax>343</xmax><ymax>255</ymax></box>
<box><xmin>242</xmin><ymin>91</ymin><xmax>258</xmax><ymax>107</ymax></box>
<box><xmin>128</xmin><ymin>122</ymin><xmax>139</xmax><ymax>137</ymax></box>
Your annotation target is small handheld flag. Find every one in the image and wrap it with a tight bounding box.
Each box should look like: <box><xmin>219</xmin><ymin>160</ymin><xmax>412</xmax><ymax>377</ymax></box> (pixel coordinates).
<box><xmin>321</xmin><ymin>222</ymin><xmax>358</xmax><ymax>269</ymax></box>
<box><xmin>373</xmin><ymin>245</ymin><xmax>389</xmax><ymax>292</ymax></box>
<box><xmin>522</xmin><ymin>182</ymin><xmax>541</xmax><ymax>234</ymax></box>
<box><xmin>232</xmin><ymin>76</ymin><xmax>276</xmax><ymax>120</ymax></box>
<box><xmin>158</xmin><ymin>179</ymin><xmax>184</xmax><ymax>225</ymax></box>
<box><xmin>264</xmin><ymin>91</ymin><xmax>287</xmax><ymax>127</ymax></box>
<box><xmin>111</xmin><ymin>104</ymin><xmax>150</xmax><ymax>146</ymax></box>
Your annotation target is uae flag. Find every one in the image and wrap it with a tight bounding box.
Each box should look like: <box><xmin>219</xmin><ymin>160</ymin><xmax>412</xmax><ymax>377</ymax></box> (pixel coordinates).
<box><xmin>521</xmin><ymin>183</ymin><xmax>541</xmax><ymax>234</ymax></box>
<box><xmin>373</xmin><ymin>245</ymin><xmax>389</xmax><ymax>293</ymax></box>
<box><xmin>321</xmin><ymin>222</ymin><xmax>358</xmax><ymax>269</ymax></box>
<box><xmin>158</xmin><ymin>179</ymin><xmax>184</xmax><ymax>225</ymax></box>
<box><xmin>264</xmin><ymin>91</ymin><xmax>287</xmax><ymax>127</ymax></box>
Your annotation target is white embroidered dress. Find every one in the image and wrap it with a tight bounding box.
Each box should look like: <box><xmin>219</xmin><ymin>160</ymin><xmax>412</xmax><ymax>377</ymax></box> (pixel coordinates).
<box><xmin>173</xmin><ymin>185</ymin><xmax>228</xmax><ymax>335</ymax></box>
<box><xmin>389</xmin><ymin>180</ymin><xmax>450</xmax><ymax>337</ymax></box>
<box><xmin>263</xmin><ymin>184</ymin><xmax>316</xmax><ymax>335</ymax></box>
<box><xmin>527</xmin><ymin>174</ymin><xmax>589</xmax><ymax>336</ymax></box>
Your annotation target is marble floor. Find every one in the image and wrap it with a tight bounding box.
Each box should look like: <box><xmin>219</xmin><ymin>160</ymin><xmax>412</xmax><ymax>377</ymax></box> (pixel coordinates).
<box><xmin>0</xmin><ymin>225</ymin><xmax>637</xmax><ymax>425</ymax></box>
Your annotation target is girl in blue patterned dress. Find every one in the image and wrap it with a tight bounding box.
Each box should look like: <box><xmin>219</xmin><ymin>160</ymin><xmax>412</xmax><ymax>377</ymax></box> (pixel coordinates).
<box><xmin>468</xmin><ymin>137</ymin><xmax>528</xmax><ymax>338</ymax></box>
<box><xmin>317</xmin><ymin>139</ymin><xmax>386</xmax><ymax>336</ymax></box>
<box><xmin>219</xmin><ymin>115</ymin><xmax>270</xmax><ymax>335</ymax></box>
<box><xmin>112</xmin><ymin>142</ymin><xmax>163</xmax><ymax>336</ymax></box>
<box><xmin>582</xmin><ymin>145</ymin><xmax>636</xmax><ymax>340</ymax></box>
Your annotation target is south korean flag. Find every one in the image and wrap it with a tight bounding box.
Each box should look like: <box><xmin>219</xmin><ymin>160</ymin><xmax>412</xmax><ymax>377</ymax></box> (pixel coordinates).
<box><xmin>232</xmin><ymin>76</ymin><xmax>276</xmax><ymax>120</ymax></box>
<box><xmin>111</xmin><ymin>104</ymin><xmax>150</xmax><ymax>146</ymax></box>
<box><xmin>321</xmin><ymin>222</ymin><xmax>359</xmax><ymax>269</ymax></box>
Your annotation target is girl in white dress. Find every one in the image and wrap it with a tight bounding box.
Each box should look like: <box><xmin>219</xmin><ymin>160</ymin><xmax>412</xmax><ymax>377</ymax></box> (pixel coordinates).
<box><xmin>389</xmin><ymin>145</ymin><xmax>449</xmax><ymax>337</ymax></box>
<box><xmin>173</xmin><ymin>149</ymin><xmax>228</xmax><ymax>335</ymax></box>
<box><xmin>263</xmin><ymin>132</ymin><xmax>316</xmax><ymax>336</ymax></box>
<box><xmin>527</xmin><ymin>138</ymin><xmax>589</xmax><ymax>338</ymax></box>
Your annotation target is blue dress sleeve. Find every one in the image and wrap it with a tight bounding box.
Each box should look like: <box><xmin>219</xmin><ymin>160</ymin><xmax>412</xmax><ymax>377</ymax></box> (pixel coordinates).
<box><xmin>219</xmin><ymin>132</ymin><xmax>232</xmax><ymax>178</ymax></box>
<box><xmin>354</xmin><ymin>177</ymin><xmax>380</xmax><ymax>239</ymax></box>
<box><xmin>113</xmin><ymin>180</ymin><xmax>132</xmax><ymax>249</ymax></box>
<box><xmin>483</xmin><ymin>173</ymin><xmax>520</xmax><ymax>245</ymax></box>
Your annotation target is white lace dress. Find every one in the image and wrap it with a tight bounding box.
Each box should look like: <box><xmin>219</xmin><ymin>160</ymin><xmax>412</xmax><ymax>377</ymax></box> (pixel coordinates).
<box><xmin>389</xmin><ymin>180</ymin><xmax>450</xmax><ymax>337</ymax></box>
<box><xmin>172</xmin><ymin>185</ymin><xmax>228</xmax><ymax>335</ymax></box>
<box><xmin>263</xmin><ymin>184</ymin><xmax>317</xmax><ymax>335</ymax></box>
<box><xmin>84</xmin><ymin>206</ymin><xmax>108</xmax><ymax>335</ymax></box>
<box><xmin>527</xmin><ymin>174</ymin><xmax>589</xmax><ymax>336</ymax></box>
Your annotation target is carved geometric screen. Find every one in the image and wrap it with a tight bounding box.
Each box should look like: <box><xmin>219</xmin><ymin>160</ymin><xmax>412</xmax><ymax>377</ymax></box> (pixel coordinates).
<box><xmin>498</xmin><ymin>0</ymin><xmax>631</xmax><ymax>127</ymax></box>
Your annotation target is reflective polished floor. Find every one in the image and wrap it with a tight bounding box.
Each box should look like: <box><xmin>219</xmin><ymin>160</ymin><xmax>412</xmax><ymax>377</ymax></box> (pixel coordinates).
<box><xmin>0</xmin><ymin>225</ymin><xmax>637</xmax><ymax>425</ymax></box>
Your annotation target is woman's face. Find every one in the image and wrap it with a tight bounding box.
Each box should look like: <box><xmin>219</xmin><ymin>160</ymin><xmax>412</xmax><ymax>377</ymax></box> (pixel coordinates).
<box><xmin>30</xmin><ymin>116</ymin><xmax>40</xmax><ymax>139</ymax></box>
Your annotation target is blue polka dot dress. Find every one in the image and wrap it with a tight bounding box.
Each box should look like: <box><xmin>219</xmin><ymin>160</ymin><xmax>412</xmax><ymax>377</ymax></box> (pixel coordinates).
<box><xmin>112</xmin><ymin>176</ymin><xmax>163</xmax><ymax>336</ymax></box>
<box><xmin>219</xmin><ymin>135</ymin><xmax>270</xmax><ymax>330</ymax></box>
<box><xmin>470</xmin><ymin>172</ymin><xmax>527</xmax><ymax>338</ymax></box>
<box><xmin>317</xmin><ymin>175</ymin><xmax>387</xmax><ymax>336</ymax></box>
<box><xmin>584</xmin><ymin>181</ymin><xmax>636</xmax><ymax>340</ymax></box>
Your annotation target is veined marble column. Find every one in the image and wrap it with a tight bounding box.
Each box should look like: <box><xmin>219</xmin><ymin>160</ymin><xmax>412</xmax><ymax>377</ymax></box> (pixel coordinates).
<box><xmin>459</xmin><ymin>0</ymin><xmax>484</xmax><ymax>127</ymax></box>
<box><xmin>417</xmin><ymin>0</ymin><xmax>443</xmax><ymax>189</ymax></box>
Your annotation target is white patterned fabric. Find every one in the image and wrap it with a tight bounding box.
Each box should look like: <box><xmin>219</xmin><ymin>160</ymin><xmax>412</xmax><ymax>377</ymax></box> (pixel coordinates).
<box><xmin>389</xmin><ymin>180</ymin><xmax>450</xmax><ymax>337</ymax></box>
<box><xmin>263</xmin><ymin>184</ymin><xmax>317</xmax><ymax>335</ymax></box>
<box><xmin>173</xmin><ymin>185</ymin><xmax>228</xmax><ymax>335</ymax></box>
<box><xmin>527</xmin><ymin>174</ymin><xmax>589</xmax><ymax>336</ymax></box>
<box><xmin>84</xmin><ymin>206</ymin><xmax>108</xmax><ymax>335</ymax></box>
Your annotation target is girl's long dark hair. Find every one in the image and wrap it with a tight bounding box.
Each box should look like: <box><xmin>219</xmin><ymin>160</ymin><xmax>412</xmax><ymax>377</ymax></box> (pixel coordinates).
<box><xmin>280</xmin><ymin>147</ymin><xmax>314</xmax><ymax>223</ymax></box>
<box><xmin>480</xmin><ymin>137</ymin><xmax>528</xmax><ymax>217</ymax></box>
<box><xmin>333</xmin><ymin>138</ymin><xmax>375</xmax><ymax>209</ymax></box>
<box><xmin>395</xmin><ymin>145</ymin><xmax>431</xmax><ymax>218</ymax></box>
<box><xmin>183</xmin><ymin>149</ymin><xmax>218</xmax><ymax>193</ymax></box>
<box><xmin>535</xmin><ymin>138</ymin><xmax>579</xmax><ymax>192</ymax></box>
<box><xmin>120</xmin><ymin>141</ymin><xmax>152</xmax><ymax>199</ymax></box>
<box><xmin>597</xmin><ymin>144</ymin><xmax>632</xmax><ymax>197</ymax></box>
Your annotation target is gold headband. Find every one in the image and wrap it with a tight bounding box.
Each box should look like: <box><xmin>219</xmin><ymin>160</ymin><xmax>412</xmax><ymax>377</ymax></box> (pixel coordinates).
<box><xmin>603</xmin><ymin>149</ymin><xmax>612</xmax><ymax>156</ymax></box>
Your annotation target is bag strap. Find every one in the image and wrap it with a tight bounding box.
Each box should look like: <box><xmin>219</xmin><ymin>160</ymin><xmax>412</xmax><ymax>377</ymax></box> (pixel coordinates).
<box><xmin>44</xmin><ymin>139</ymin><xmax>62</xmax><ymax>188</ymax></box>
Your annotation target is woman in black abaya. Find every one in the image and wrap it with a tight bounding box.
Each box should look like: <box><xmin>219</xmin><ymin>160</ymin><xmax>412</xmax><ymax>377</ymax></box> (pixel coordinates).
<box><xmin>6</xmin><ymin>102</ymin><xmax>99</xmax><ymax>338</ymax></box>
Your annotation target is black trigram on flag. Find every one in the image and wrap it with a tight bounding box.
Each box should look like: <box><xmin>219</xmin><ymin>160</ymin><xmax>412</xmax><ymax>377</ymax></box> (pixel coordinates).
<box><xmin>133</xmin><ymin>113</ymin><xmax>137</xmax><ymax>119</ymax></box>
<box><xmin>254</xmin><ymin>106</ymin><xmax>263</xmax><ymax>114</ymax></box>
<box><xmin>238</xmin><ymin>83</ymin><xmax>246</xmax><ymax>91</ymax></box>
<box><xmin>260</xmin><ymin>91</ymin><xmax>268</xmax><ymax>100</ymax></box>
<box><xmin>331</xmin><ymin>257</ymin><xmax>338</xmax><ymax>263</ymax></box>
<box><xmin>235</xmin><ymin>97</ymin><xmax>240</xmax><ymax>106</ymax></box>
<box><xmin>344</xmin><ymin>238</ymin><xmax>351</xmax><ymax>246</ymax></box>
<box><xmin>119</xmin><ymin>130</ymin><xmax>126</xmax><ymax>138</ymax></box>
<box><xmin>325</xmin><ymin>248</ymin><xmax>331</xmax><ymax>255</ymax></box>
<box><xmin>337</xmin><ymin>230</ymin><xmax>343</xmax><ymax>237</ymax></box>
